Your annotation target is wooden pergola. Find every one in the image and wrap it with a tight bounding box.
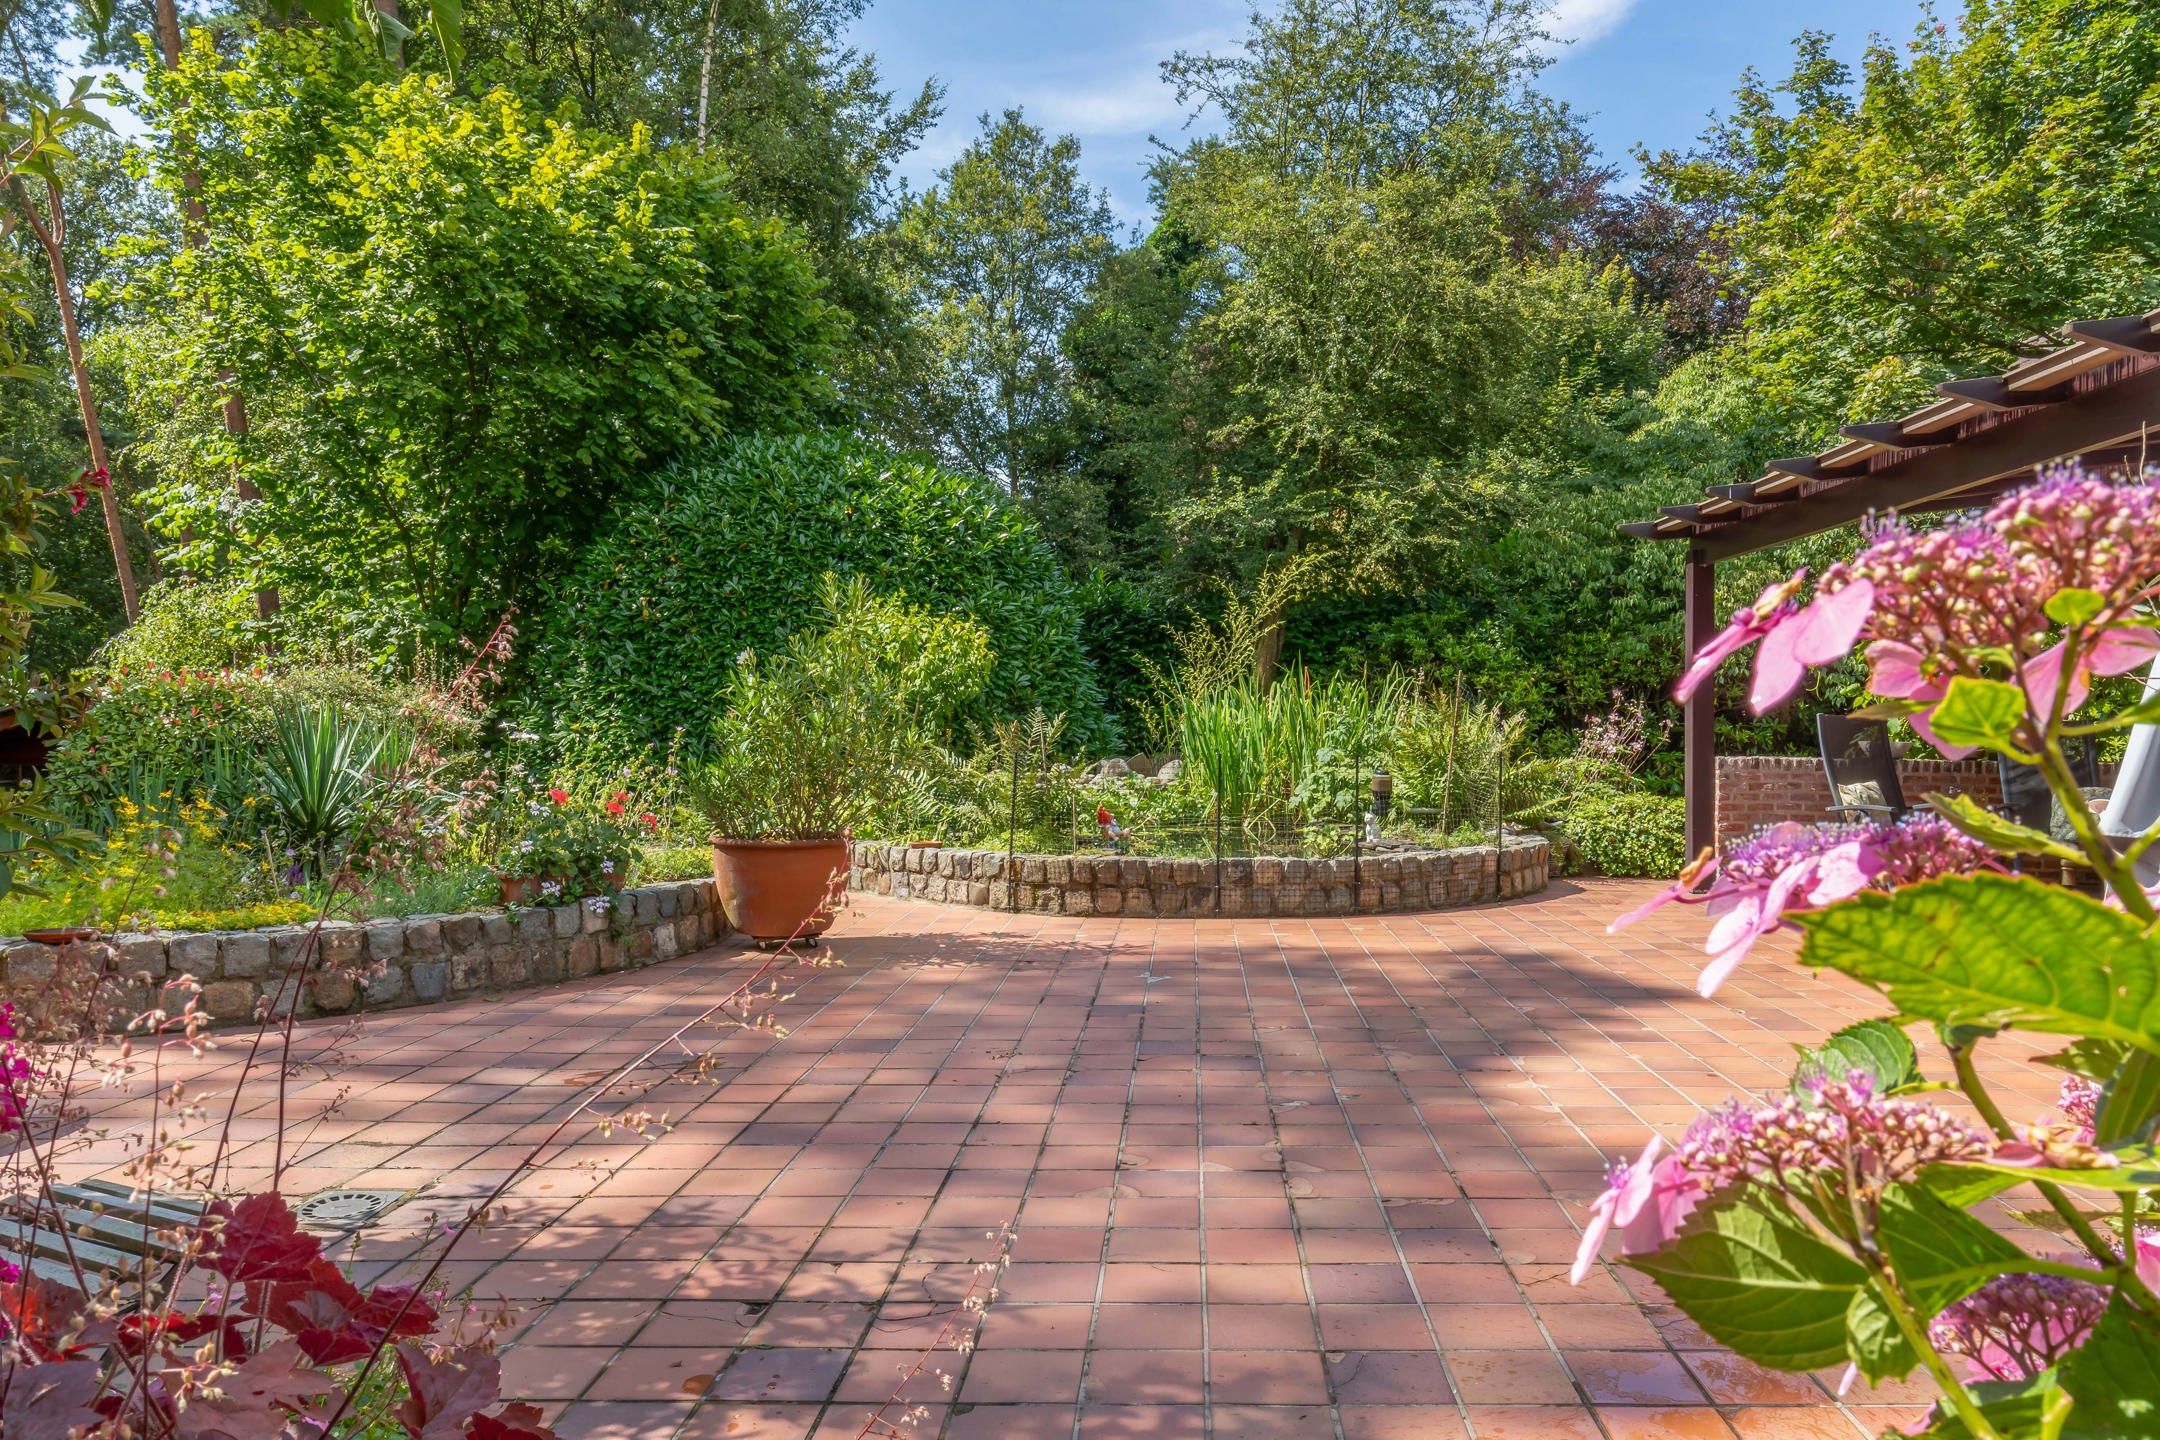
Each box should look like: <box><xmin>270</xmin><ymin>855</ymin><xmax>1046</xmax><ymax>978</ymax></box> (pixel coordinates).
<box><xmin>1624</xmin><ymin>309</ymin><xmax>2160</xmax><ymax>857</ymax></box>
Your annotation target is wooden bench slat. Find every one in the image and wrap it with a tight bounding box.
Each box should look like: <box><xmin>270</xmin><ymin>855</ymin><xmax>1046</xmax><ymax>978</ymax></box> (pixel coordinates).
<box><xmin>0</xmin><ymin>1219</ymin><xmax>141</xmax><ymax>1276</ymax></box>
<box><xmin>58</xmin><ymin>1179</ymin><xmax>207</xmax><ymax>1226</ymax></box>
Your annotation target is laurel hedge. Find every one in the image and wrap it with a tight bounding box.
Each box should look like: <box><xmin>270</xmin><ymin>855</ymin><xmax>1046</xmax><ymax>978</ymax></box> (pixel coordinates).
<box><xmin>523</xmin><ymin>431</ymin><xmax>1112</xmax><ymax>774</ymax></box>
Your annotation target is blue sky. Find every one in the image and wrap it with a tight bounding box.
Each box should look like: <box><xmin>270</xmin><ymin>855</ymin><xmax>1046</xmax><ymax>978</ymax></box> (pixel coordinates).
<box><xmin>846</xmin><ymin>0</ymin><xmax>1941</xmax><ymax>227</ymax></box>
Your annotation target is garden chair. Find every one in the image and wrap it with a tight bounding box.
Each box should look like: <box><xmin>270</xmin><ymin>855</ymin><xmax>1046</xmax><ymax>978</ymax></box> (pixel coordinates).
<box><xmin>1817</xmin><ymin>714</ymin><xmax>1909</xmax><ymax>823</ymax></box>
<box><xmin>1997</xmin><ymin>736</ymin><xmax>2104</xmax><ymax>835</ymax></box>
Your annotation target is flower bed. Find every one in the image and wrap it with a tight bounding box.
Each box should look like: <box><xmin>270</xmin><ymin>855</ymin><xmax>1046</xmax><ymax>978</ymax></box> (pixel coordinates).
<box><xmin>0</xmin><ymin>879</ymin><xmax>726</xmax><ymax>1026</ymax></box>
<box><xmin>849</xmin><ymin>836</ymin><xmax>1547</xmax><ymax>916</ymax></box>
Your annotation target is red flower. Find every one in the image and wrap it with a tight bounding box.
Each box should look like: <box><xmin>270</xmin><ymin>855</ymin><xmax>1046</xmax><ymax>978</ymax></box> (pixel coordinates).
<box><xmin>639</xmin><ymin>813</ymin><xmax>658</xmax><ymax>831</ymax></box>
<box><xmin>547</xmin><ymin>788</ymin><xmax>569</xmax><ymax>805</ymax></box>
<box><xmin>604</xmin><ymin>796</ymin><xmax>625</xmax><ymax>815</ymax></box>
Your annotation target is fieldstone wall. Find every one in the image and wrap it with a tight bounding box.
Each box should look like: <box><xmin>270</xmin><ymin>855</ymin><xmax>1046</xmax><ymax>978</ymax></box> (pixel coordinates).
<box><xmin>0</xmin><ymin>880</ymin><xmax>726</xmax><ymax>1027</ymax></box>
<box><xmin>849</xmin><ymin>838</ymin><xmax>1548</xmax><ymax>917</ymax></box>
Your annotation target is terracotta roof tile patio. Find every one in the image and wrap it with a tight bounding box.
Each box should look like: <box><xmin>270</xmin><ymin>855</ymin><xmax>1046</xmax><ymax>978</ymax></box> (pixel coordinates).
<box><xmin>62</xmin><ymin>880</ymin><xmax>2075</xmax><ymax>1438</ymax></box>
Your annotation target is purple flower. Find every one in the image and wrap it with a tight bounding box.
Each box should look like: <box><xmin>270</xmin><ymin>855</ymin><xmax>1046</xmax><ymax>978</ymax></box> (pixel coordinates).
<box><xmin>1932</xmin><ymin>1271</ymin><xmax>2108</xmax><ymax>1382</ymax></box>
<box><xmin>1614</xmin><ymin>815</ymin><xmax>1995</xmax><ymax>997</ymax></box>
<box><xmin>1569</xmin><ymin>1136</ymin><xmax>1704</xmax><ymax>1285</ymax></box>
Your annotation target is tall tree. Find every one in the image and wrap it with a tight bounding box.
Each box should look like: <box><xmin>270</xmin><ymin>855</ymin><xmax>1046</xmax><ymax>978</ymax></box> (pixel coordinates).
<box><xmin>128</xmin><ymin>30</ymin><xmax>838</xmax><ymax>658</ymax></box>
<box><xmin>457</xmin><ymin>0</ymin><xmax>938</xmax><ymax>413</ymax></box>
<box><xmin>1132</xmin><ymin>0</ymin><xmax>1653</xmax><ymax>685</ymax></box>
<box><xmin>2</xmin><ymin>80</ymin><xmax>139</xmax><ymax>619</ymax></box>
<box><xmin>889</xmin><ymin>107</ymin><xmax>1116</xmax><ymax>498</ymax></box>
<box><xmin>1652</xmin><ymin>8</ymin><xmax>2160</xmax><ymax>434</ymax></box>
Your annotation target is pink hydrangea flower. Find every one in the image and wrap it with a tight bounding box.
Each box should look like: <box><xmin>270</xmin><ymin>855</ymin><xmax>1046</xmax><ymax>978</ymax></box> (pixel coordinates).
<box><xmin>1614</xmin><ymin>815</ymin><xmax>1990</xmax><ymax>997</ymax></box>
<box><xmin>1569</xmin><ymin>1136</ymin><xmax>1703</xmax><ymax>1284</ymax></box>
<box><xmin>1674</xmin><ymin>571</ymin><xmax>1875</xmax><ymax>714</ymax></box>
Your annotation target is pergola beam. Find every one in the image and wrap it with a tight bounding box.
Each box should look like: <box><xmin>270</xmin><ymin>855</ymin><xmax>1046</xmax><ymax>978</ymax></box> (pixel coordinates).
<box><xmin>1693</xmin><ymin>365</ymin><xmax>2160</xmax><ymax>562</ymax></box>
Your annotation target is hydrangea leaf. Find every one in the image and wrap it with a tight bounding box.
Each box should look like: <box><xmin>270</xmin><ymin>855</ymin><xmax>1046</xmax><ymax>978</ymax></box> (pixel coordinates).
<box><xmin>1790</xmin><ymin>1018</ymin><xmax>1922</xmax><ymax>1099</ymax></box>
<box><xmin>1923</xmin><ymin>1145</ymin><xmax>2160</xmax><ymax>1195</ymax></box>
<box><xmin>1877</xmin><ymin>1182</ymin><xmax>2027</xmax><ymax>1317</ymax></box>
<box><xmin>1925</xmin><ymin>792</ymin><xmax>2086</xmax><ymax>864</ymax></box>
<box><xmin>1928</xmin><ymin>676</ymin><xmax>2029</xmax><ymax>754</ymax></box>
<box><xmin>2093</xmin><ymin>1049</ymin><xmax>2160</xmax><ymax>1148</ymax></box>
<box><xmin>1794</xmin><ymin>875</ymin><xmax>2160</xmax><ymax>1058</ymax></box>
<box><xmin>1623</xmin><ymin>1187</ymin><xmax>1864</xmax><ymax>1372</ymax></box>
<box><xmin>2061</xmin><ymin>1295</ymin><xmax>2160</xmax><ymax>1438</ymax></box>
<box><xmin>1845</xmin><ymin>1281</ymin><xmax>1920</xmax><ymax>1383</ymax></box>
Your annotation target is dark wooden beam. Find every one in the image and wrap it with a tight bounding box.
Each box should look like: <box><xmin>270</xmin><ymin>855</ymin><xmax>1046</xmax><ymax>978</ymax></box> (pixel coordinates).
<box><xmin>2065</xmin><ymin>316</ymin><xmax>2160</xmax><ymax>356</ymax></box>
<box><xmin>1838</xmin><ymin>421</ymin><xmax>1947</xmax><ymax>448</ymax></box>
<box><xmin>1937</xmin><ymin>375</ymin><xmax>2073</xmax><ymax>410</ymax></box>
<box><xmin>1692</xmin><ymin>364</ymin><xmax>2160</xmax><ymax>562</ymax></box>
<box><xmin>1683</xmin><ymin>554</ymin><xmax>1716</xmax><ymax>861</ymax></box>
<box><xmin>1619</xmin><ymin>520</ymin><xmax>1686</xmax><ymax>540</ymax></box>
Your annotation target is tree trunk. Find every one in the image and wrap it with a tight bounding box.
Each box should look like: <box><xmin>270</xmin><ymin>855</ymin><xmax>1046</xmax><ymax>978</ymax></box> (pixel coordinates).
<box><xmin>696</xmin><ymin>0</ymin><xmax>719</xmax><ymax>150</ymax></box>
<box><xmin>1253</xmin><ymin>608</ymin><xmax>1285</xmax><ymax>692</ymax></box>
<box><xmin>24</xmin><ymin>186</ymin><xmax>139</xmax><ymax>621</ymax></box>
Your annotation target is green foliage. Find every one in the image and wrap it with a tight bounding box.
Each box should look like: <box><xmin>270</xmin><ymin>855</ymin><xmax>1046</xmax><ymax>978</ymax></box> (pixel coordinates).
<box><xmin>128</xmin><ymin>29</ymin><xmax>839</xmax><ymax>659</ymax></box>
<box><xmin>527</xmin><ymin>430</ymin><xmax>1111</xmax><ymax>769</ymax></box>
<box><xmin>252</xmin><ymin>706</ymin><xmax>395</xmax><ymax>874</ymax></box>
<box><xmin>42</xmin><ymin>665</ymin><xmax>480</xmax><ymax>831</ymax></box>
<box><xmin>1561</xmin><ymin>790</ymin><xmax>1684</xmax><ymax>879</ymax></box>
<box><xmin>1625</xmin><ymin>1186</ymin><xmax>1868</xmax><ymax>1373</ymax></box>
<box><xmin>685</xmin><ymin>574</ymin><xmax>993</xmax><ymax>840</ymax></box>
<box><xmin>0</xmin><ymin>797</ymin><xmax>289</xmax><ymax>935</ymax></box>
<box><xmin>1790</xmin><ymin>1019</ymin><xmax>1922</xmax><ymax>1100</ymax></box>
<box><xmin>92</xmin><ymin>577</ymin><xmax>263</xmax><ymax>678</ymax></box>
<box><xmin>888</xmin><ymin>108</ymin><xmax>1116</xmax><ymax>497</ymax></box>
<box><xmin>1797</xmin><ymin>876</ymin><xmax>2160</xmax><ymax>1058</ymax></box>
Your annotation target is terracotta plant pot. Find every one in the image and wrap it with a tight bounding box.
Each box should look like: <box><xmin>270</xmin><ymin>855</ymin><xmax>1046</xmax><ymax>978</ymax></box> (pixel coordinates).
<box><xmin>498</xmin><ymin>871</ymin><xmax>624</xmax><ymax>907</ymax></box>
<box><xmin>710</xmin><ymin>836</ymin><xmax>850</xmax><ymax>941</ymax></box>
<box><xmin>22</xmin><ymin>927</ymin><xmax>100</xmax><ymax>946</ymax></box>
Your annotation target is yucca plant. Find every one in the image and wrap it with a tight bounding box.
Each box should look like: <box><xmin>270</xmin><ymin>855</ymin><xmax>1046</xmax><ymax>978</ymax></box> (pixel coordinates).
<box><xmin>254</xmin><ymin>705</ymin><xmax>390</xmax><ymax>874</ymax></box>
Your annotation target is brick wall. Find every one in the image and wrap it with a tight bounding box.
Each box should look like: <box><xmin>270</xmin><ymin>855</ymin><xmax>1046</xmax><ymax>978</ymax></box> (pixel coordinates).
<box><xmin>1714</xmin><ymin>755</ymin><xmax>2004</xmax><ymax>848</ymax></box>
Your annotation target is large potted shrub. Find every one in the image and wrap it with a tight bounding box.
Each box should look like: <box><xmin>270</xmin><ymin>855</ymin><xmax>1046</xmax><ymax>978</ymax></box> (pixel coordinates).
<box><xmin>688</xmin><ymin>576</ymin><xmax>990</xmax><ymax>941</ymax></box>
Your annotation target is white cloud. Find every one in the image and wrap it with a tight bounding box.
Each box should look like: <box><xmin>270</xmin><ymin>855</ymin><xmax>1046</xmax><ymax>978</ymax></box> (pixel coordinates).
<box><xmin>1544</xmin><ymin>0</ymin><xmax>1639</xmax><ymax>49</ymax></box>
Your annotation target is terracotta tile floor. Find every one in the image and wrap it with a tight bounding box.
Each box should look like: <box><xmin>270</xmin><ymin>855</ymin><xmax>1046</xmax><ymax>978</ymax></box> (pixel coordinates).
<box><xmin>61</xmin><ymin>880</ymin><xmax>2070</xmax><ymax>1439</ymax></box>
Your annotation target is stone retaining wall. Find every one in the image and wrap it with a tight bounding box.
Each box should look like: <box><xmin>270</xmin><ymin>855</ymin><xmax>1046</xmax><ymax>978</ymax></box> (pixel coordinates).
<box><xmin>849</xmin><ymin>838</ymin><xmax>1548</xmax><ymax>917</ymax></box>
<box><xmin>0</xmin><ymin>879</ymin><xmax>727</xmax><ymax>1026</ymax></box>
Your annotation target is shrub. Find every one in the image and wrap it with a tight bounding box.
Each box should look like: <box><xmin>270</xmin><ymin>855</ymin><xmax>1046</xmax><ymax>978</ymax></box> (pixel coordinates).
<box><xmin>526</xmin><ymin>430</ymin><xmax>1112</xmax><ymax>770</ymax></box>
<box><xmin>90</xmin><ymin>576</ymin><xmax>265</xmax><ymax>677</ymax></box>
<box><xmin>686</xmin><ymin>576</ymin><xmax>993</xmax><ymax>840</ymax></box>
<box><xmin>42</xmin><ymin>665</ymin><xmax>485</xmax><ymax>830</ymax></box>
<box><xmin>1562</xmin><ymin>789</ymin><xmax>1685</xmax><ymax>878</ymax></box>
<box><xmin>0</xmin><ymin>797</ymin><xmax>289</xmax><ymax>935</ymax></box>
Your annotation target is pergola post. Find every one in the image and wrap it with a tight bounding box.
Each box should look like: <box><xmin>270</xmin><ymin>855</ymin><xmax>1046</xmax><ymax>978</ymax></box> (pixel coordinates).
<box><xmin>1683</xmin><ymin>551</ymin><xmax>1716</xmax><ymax>860</ymax></box>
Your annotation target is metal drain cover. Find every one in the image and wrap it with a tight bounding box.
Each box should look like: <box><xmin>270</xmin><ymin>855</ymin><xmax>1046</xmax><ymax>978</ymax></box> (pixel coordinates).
<box><xmin>295</xmin><ymin>1189</ymin><xmax>405</xmax><ymax>1232</ymax></box>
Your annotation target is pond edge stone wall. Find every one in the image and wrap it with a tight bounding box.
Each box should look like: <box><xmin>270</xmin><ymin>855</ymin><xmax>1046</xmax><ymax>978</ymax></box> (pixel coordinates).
<box><xmin>0</xmin><ymin>879</ymin><xmax>726</xmax><ymax>1027</ymax></box>
<box><xmin>848</xmin><ymin>838</ymin><xmax>1549</xmax><ymax>917</ymax></box>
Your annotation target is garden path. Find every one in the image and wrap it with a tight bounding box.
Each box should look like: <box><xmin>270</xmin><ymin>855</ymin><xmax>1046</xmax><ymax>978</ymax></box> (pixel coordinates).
<box><xmin>62</xmin><ymin>881</ymin><xmax>2074</xmax><ymax>1439</ymax></box>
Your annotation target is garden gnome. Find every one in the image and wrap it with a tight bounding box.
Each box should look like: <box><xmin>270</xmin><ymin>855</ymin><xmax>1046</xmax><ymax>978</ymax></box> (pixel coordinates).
<box><xmin>1096</xmin><ymin>804</ymin><xmax>1127</xmax><ymax>851</ymax></box>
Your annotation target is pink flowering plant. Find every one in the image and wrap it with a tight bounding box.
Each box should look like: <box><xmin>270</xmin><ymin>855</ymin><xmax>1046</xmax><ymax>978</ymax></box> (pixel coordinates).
<box><xmin>1575</xmin><ymin>465</ymin><xmax>2160</xmax><ymax>1439</ymax></box>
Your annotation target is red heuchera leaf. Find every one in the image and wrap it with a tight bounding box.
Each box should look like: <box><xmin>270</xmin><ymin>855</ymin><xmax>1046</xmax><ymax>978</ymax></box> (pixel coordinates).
<box><xmin>467</xmin><ymin>1402</ymin><xmax>562</xmax><ymax>1440</ymax></box>
<box><xmin>206</xmin><ymin>1193</ymin><xmax>322</xmax><ymax>1284</ymax></box>
<box><xmin>355</xmin><ymin>1282</ymin><xmax>440</xmax><ymax>1340</ymax></box>
<box><xmin>253</xmin><ymin>1257</ymin><xmax>441</xmax><ymax>1364</ymax></box>
<box><xmin>395</xmin><ymin>1341</ymin><xmax>503</xmax><ymax>1440</ymax></box>
<box><xmin>0</xmin><ymin>1273</ymin><xmax>93</xmax><ymax>1359</ymax></box>
<box><xmin>0</xmin><ymin>1358</ymin><xmax>104</xmax><ymax>1440</ymax></box>
<box><xmin>170</xmin><ymin>1339</ymin><xmax>330</xmax><ymax>1440</ymax></box>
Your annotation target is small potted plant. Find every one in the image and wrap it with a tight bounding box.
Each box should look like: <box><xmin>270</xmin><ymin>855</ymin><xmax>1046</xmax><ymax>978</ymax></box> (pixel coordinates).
<box><xmin>687</xmin><ymin>576</ymin><xmax>990</xmax><ymax>942</ymax></box>
<box><xmin>492</xmin><ymin>785</ymin><xmax>645</xmax><ymax>905</ymax></box>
